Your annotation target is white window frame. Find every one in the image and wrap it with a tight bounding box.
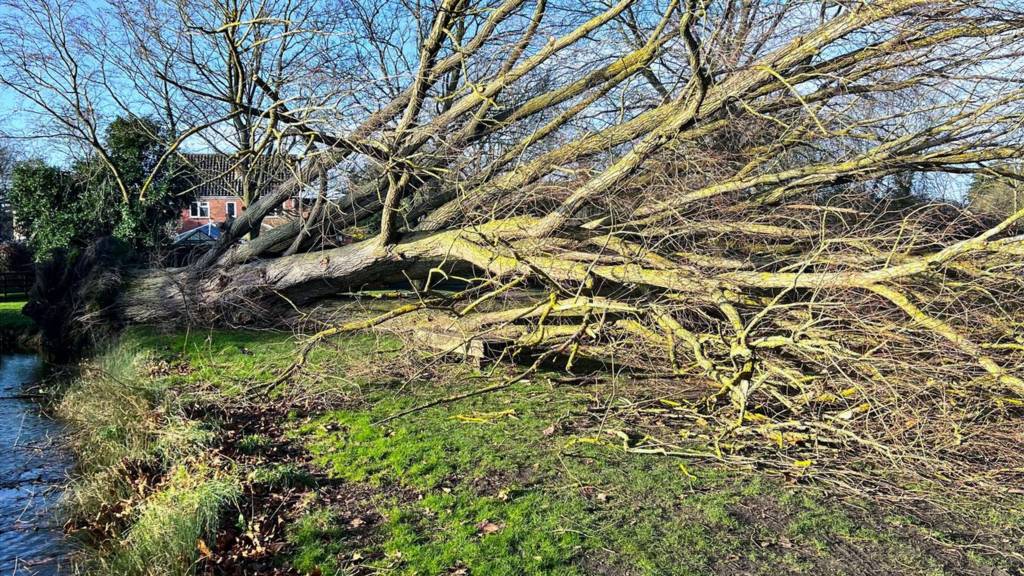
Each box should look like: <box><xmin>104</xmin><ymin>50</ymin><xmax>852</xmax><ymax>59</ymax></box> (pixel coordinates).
<box><xmin>189</xmin><ymin>201</ymin><xmax>210</xmax><ymax>218</ymax></box>
<box><xmin>225</xmin><ymin>201</ymin><xmax>237</xmax><ymax>218</ymax></box>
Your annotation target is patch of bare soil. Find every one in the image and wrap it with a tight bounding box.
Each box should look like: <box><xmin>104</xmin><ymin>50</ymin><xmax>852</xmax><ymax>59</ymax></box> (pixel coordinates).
<box><xmin>723</xmin><ymin>494</ymin><xmax>1024</xmax><ymax>576</ymax></box>
<box><xmin>190</xmin><ymin>397</ymin><xmax>397</xmax><ymax>576</ymax></box>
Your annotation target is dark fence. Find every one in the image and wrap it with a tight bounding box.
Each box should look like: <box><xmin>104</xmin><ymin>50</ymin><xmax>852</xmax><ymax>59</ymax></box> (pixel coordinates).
<box><xmin>0</xmin><ymin>272</ymin><xmax>33</xmax><ymax>298</ymax></box>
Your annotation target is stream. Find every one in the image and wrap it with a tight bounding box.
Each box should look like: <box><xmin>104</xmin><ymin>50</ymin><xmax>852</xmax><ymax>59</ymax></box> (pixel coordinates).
<box><xmin>0</xmin><ymin>354</ymin><xmax>73</xmax><ymax>575</ymax></box>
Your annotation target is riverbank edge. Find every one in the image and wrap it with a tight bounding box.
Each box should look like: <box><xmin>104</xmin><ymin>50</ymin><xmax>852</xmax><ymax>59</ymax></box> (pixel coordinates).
<box><xmin>0</xmin><ymin>300</ymin><xmax>40</xmax><ymax>354</ymax></box>
<box><xmin>53</xmin><ymin>335</ymin><xmax>242</xmax><ymax>574</ymax></box>
<box><xmin>0</xmin><ymin>328</ymin><xmax>40</xmax><ymax>354</ymax></box>
<box><xmin>52</xmin><ymin>326</ymin><xmax>372</xmax><ymax>575</ymax></box>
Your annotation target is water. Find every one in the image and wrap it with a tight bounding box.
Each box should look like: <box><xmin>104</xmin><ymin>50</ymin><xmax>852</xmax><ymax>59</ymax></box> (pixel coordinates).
<box><xmin>0</xmin><ymin>355</ymin><xmax>73</xmax><ymax>575</ymax></box>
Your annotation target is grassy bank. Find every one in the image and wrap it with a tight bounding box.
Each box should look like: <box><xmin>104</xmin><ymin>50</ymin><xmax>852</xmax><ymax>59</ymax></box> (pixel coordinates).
<box><xmin>0</xmin><ymin>299</ymin><xmax>33</xmax><ymax>331</ymax></box>
<box><xmin>0</xmin><ymin>299</ymin><xmax>37</xmax><ymax>352</ymax></box>
<box><xmin>59</xmin><ymin>325</ymin><xmax>1024</xmax><ymax>575</ymax></box>
<box><xmin>58</xmin><ymin>337</ymin><xmax>238</xmax><ymax>574</ymax></box>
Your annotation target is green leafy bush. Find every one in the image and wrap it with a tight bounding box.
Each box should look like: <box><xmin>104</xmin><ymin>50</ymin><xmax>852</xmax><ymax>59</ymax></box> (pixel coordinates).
<box><xmin>8</xmin><ymin>116</ymin><xmax>189</xmax><ymax>259</ymax></box>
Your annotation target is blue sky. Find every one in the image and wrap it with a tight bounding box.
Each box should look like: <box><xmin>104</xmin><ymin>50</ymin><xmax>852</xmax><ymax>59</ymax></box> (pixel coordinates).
<box><xmin>0</xmin><ymin>87</ymin><xmax>68</xmax><ymax>164</ymax></box>
<box><xmin>0</xmin><ymin>0</ymin><xmax>1007</xmax><ymax>204</ymax></box>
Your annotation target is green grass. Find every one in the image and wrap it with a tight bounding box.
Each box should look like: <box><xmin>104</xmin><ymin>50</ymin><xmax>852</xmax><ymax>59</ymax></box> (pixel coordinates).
<box><xmin>124</xmin><ymin>327</ymin><xmax>389</xmax><ymax>396</ymax></box>
<box><xmin>288</xmin><ymin>508</ymin><xmax>349</xmax><ymax>574</ymax></box>
<box><xmin>123</xmin><ymin>327</ymin><xmax>303</xmax><ymax>395</ymax></box>
<box><xmin>237</xmin><ymin>433</ymin><xmax>273</xmax><ymax>454</ymax></box>
<box><xmin>296</xmin><ymin>399</ymin><xmax>744</xmax><ymax>575</ymax></box>
<box><xmin>0</xmin><ymin>299</ymin><xmax>32</xmax><ymax>330</ymax></box>
<box><xmin>288</xmin><ymin>373</ymin><xmax>940</xmax><ymax>575</ymax></box>
<box><xmin>103</xmin><ymin>465</ymin><xmax>239</xmax><ymax>576</ymax></box>
<box><xmin>59</xmin><ymin>342</ymin><xmax>217</xmax><ymax>522</ymax></box>
<box><xmin>61</xmin><ymin>326</ymin><xmax>1024</xmax><ymax>576</ymax></box>
<box><xmin>247</xmin><ymin>463</ymin><xmax>315</xmax><ymax>490</ymax></box>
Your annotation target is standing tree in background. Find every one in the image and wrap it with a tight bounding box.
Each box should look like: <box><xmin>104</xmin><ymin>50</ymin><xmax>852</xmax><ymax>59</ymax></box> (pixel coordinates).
<box><xmin>107</xmin><ymin>0</ymin><xmax>336</xmax><ymax>237</ymax></box>
<box><xmin>7</xmin><ymin>160</ymin><xmax>79</xmax><ymax>257</ymax></box>
<box><xmin>0</xmin><ymin>144</ymin><xmax>16</xmax><ymax>240</ymax></box>
<box><xmin>968</xmin><ymin>163</ymin><xmax>1024</xmax><ymax>219</ymax></box>
<box><xmin>8</xmin><ymin>116</ymin><xmax>187</xmax><ymax>258</ymax></box>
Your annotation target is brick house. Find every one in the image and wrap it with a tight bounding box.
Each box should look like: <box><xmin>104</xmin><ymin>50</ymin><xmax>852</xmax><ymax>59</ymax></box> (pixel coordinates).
<box><xmin>177</xmin><ymin>153</ymin><xmax>303</xmax><ymax>235</ymax></box>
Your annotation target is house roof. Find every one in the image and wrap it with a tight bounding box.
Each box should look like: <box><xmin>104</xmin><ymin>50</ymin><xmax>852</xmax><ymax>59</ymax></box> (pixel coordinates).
<box><xmin>173</xmin><ymin>222</ymin><xmax>222</xmax><ymax>245</ymax></box>
<box><xmin>180</xmin><ymin>153</ymin><xmax>298</xmax><ymax>198</ymax></box>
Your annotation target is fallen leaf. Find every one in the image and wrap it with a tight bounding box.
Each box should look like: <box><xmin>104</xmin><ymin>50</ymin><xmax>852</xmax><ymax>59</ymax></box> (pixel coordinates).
<box><xmin>196</xmin><ymin>538</ymin><xmax>213</xmax><ymax>559</ymax></box>
<box><xmin>476</xmin><ymin>520</ymin><xmax>504</xmax><ymax>535</ymax></box>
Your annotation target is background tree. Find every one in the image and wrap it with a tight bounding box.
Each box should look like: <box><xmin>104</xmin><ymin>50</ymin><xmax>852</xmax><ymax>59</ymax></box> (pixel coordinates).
<box><xmin>0</xmin><ymin>143</ymin><xmax>16</xmax><ymax>240</ymax></box>
<box><xmin>108</xmin><ymin>0</ymin><xmax>332</xmax><ymax>236</ymax></box>
<box><xmin>968</xmin><ymin>163</ymin><xmax>1024</xmax><ymax>218</ymax></box>
<box><xmin>8</xmin><ymin>116</ymin><xmax>187</xmax><ymax>258</ymax></box>
<box><xmin>8</xmin><ymin>160</ymin><xmax>80</xmax><ymax>257</ymax></box>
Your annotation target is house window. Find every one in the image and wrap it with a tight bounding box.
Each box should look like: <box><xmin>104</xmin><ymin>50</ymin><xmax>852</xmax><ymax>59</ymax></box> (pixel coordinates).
<box><xmin>189</xmin><ymin>201</ymin><xmax>210</xmax><ymax>218</ymax></box>
<box><xmin>226</xmin><ymin>202</ymin><xmax>237</xmax><ymax>218</ymax></box>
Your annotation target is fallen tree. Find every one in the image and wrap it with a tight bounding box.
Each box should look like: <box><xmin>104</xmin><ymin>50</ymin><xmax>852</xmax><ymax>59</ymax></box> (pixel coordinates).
<box><xmin>5</xmin><ymin>0</ymin><xmax>1024</xmax><ymax>490</ymax></box>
